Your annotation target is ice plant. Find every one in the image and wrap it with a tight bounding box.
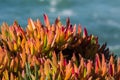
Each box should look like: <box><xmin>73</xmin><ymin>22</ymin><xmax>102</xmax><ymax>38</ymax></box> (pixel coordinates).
<box><xmin>0</xmin><ymin>14</ymin><xmax>119</xmax><ymax>79</ymax></box>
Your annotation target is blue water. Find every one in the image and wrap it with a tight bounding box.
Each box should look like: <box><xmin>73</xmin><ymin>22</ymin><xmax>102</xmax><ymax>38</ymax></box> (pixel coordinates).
<box><xmin>0</xmin><ymin>0</ymin><xmax>120</xmax><ymax>56</ymax></box>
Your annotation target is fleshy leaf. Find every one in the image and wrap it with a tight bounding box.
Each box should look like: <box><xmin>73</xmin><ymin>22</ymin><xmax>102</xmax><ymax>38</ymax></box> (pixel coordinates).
<box><xmin>83</xmin><ymin>27</ymin><xmax>88</xmax><ymax>38</ymax></box>
<box><xmin>44</xmin><ymin>14</ymin><xmax>50</xmax><ymax>29</ymax></box>
<box><xmin>86</xmin><ymin>60</ymin><xmax>92</xmax><ymax>76</ymax></box>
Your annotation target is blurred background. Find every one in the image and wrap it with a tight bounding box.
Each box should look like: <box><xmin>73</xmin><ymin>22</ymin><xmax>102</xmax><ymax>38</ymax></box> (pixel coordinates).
<box><xmin>0</xmin><ymin>0</ymin><xmax>120</xmax><ymax>56</ymax></box>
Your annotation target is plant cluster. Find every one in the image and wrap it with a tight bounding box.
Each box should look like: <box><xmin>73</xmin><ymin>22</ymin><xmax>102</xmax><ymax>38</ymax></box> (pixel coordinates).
<box><xmin>0</xmin><ymin>14</ymin><xmax>119</xmax><ymax>80</ymax></box>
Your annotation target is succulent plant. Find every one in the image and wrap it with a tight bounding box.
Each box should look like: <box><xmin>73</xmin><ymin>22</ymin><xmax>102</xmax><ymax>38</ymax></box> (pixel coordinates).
<box><xmin>0</xmin><ymin>14</ymin><xmax>119</xmax><ymax>79</ymax></box>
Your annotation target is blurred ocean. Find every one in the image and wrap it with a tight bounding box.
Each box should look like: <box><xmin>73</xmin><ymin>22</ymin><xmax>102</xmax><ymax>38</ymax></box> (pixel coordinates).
<box><xmin>0</xmin><ymin>0</ymin><xmax>120</xmax><ymax>56</ymax></box>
